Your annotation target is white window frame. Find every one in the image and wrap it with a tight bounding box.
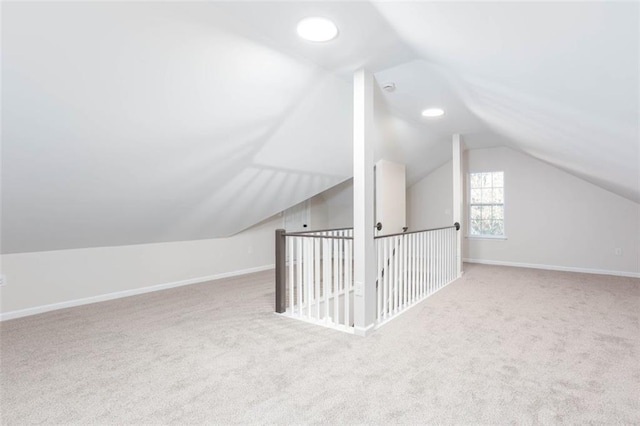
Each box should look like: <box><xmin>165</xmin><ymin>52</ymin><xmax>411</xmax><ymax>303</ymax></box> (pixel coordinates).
<box><xmin>466</xmin><ymin>171</ymin><xmax>507</xmax><ymax>240</ymax></box>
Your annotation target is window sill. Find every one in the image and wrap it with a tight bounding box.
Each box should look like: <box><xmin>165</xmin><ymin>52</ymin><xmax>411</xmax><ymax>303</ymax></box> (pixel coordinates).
<box><xmin>465</xmin><ymin>235</ymin><xmax>508</xmax><ymax>241</ymax></box>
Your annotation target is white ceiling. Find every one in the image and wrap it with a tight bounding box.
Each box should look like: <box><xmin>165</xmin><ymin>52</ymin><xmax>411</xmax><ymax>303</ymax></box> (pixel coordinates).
<box><xmin>374</xmin><ymin>1</ymin><xmax>639</xmax><ymax>199</ymax></box>
<box><xmin>2</xmin><ymin>1</ymin><xmax>638</xmax><ymax>253</ymax></box>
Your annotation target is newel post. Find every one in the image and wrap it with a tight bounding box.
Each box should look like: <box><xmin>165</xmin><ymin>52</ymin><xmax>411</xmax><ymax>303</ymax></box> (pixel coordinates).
<box><xmin>275</xmin><ymin>229</ymin><xmax>286</xmax><ymax>313</ymax></box>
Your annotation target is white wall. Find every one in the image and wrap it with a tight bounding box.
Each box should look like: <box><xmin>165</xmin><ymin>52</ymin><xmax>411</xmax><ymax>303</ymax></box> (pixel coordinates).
<box><xmin>407</xmin><ymin>147</ymin><xmax>640</xmax><ymax>276</ymax></box>
<box><xmin>375</xmin><ymin>160</ymin><xmax>407</xmax><ymax>235</ymax></box>
<box><xmin>309</xmin><ymin>196</ymin><xmax>328</xmax><ymax>230</ymax></box>
<box><xmin>2</xmin><ymin>2</ymin><xmax>352</xmax><ymax>254</ymax></box>
<box><xmin>465</xmin><ymin>147</ymin><xmax>639</xmax><ymax>275</ymax></box>
<box><xmin>0</xmin><ymin>179</ymin><xmax>357</xmax><ymax>320</ymax></box>
<box><xmin>314</xmin><ymin>180</ymin><xmax>354</xmax><ymax>230</ymax></box>
<box><xmin>0</xmin><ymin>215</ymin><xmax>283</xmax><ymax>318</ymax></box>
<box><xmin>407</xmin><ymin>160</ymin><xmax>453</xmax><ymax>230</ymax></box>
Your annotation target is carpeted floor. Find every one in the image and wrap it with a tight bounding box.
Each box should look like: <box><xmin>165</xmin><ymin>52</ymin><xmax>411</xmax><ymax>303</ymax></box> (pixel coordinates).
<box><xmin>1</xmin><ymin>263</ymin><xmax>638</xmax><ymax>424</ymax></box>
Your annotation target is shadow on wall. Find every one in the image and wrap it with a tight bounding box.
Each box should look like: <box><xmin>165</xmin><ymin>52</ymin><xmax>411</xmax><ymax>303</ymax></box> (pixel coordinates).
<box><xmin>1</xmin><ymin>2</ymin><xmax>353</xmax><ymax>253</ymax></box>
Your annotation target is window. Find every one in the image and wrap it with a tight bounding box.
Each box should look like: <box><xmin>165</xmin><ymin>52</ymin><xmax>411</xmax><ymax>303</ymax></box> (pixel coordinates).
<box><xmin>469</xmin><ymin>171</ymin><xmax>504</xmax><ymax>237</ymax></box>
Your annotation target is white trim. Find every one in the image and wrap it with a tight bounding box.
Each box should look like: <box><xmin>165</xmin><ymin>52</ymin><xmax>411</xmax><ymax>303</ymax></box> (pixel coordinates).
<box><xmin>467</xmin><ymin>170</ymin><xmax>506</xmax><ymax>239</ymax></box>
<box><xmin>463</xmin><ymin>258</ymin><xmax>640</xmax><ymax>279</ymax></box>
<box><xmin>465</xmin><ymin>235</ymin><xmax>507</xmax><ymax>240</ymax></box>
<box><xmin>0</xmin><ymin>264</ymin><xmax>275</xmax><ymax>322</ymax></box>
<box><xmin>353</xmin><ymin>322</ymin><xmax>376</xmax><ymax>337</ymax></box>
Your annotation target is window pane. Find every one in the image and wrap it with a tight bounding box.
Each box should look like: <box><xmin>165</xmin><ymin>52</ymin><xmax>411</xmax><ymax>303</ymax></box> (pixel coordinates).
<box><xmin>492</xmin><ymin>172</ymin><xmax>504</xmax><ymax>188</ymax></box>
<box><xmin>470</xmin><ymin>220</ymin><xmax>481</xmax><ymax>235</ymax></box>
<box><xmin>492</xmin><ymin>205</ymin><xmax>504</xmax><ymax>220</ymax></box>
<box><xmin>471</xmin><ymin>189</ymin><xmax>481</xmax><ymax>203</ymax></box>
<box><xmin>481</xmin><ymin>173</ymin><xmax>491</xmax><ymax>188</ymax></box>
<box><xmin>471</xmin><ymin>206</ymin><xmax>482</xmax><ymax>220</ymax></box>
<box><xmin>481</xmin><ymin>188</ymin><xmax>493</xmax><ymax>203</ymax></box>
<box><xmin>481</xmin><ymin>220</ymin><xmax>492</xmax><ymax>235</ymax></box>
<box><xmin>494</xmin><ymin>188</ymin><xmax>504</xmax><ymax>204</ymax></box>
<box><xmin>481</xmin><ymin>206</ymin><xmax>492</xmax><ymax>220</ymax></box>
<box><xmin>470</xmin><ymin>173</ymin><xmax>481</xmax><ymax>188</ymax></box>
<box><xmin>490</xmin><ymin>220</ymin><xmax>504</xmax><ymax>236</ymax></box>
<box><xmin>469</xmin><ymin>171</ymin><xmax>505</xmax><ymax>237</ymax></box>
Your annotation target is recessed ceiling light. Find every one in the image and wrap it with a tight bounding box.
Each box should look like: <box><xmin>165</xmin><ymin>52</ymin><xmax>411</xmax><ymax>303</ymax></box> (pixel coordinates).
<box><xmin>297</xmin><ymin>17</ymin><xmax>339</xmax><ymax>42</ymax></box>
<box><xmin>421</xmin><ymin>108</ymin><xmax>445</xmax><ymax>118</ymax></box>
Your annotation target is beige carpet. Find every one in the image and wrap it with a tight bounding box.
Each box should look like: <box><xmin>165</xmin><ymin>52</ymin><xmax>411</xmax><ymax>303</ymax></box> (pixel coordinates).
<box><xmin>1</xmin><ymin>263</ymin><xmax>638</xmax><ymax>424</ymax></box>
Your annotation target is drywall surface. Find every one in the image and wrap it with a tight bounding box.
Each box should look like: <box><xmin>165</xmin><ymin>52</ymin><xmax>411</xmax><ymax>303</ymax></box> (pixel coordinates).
<box><xmin>375</xmin><ymin>160</ymin><xmax>407</xmax><ymax>235</ymax></box>
<box><xmin>463</xmin><ymin>147</ymin><xmax>639</xmax><ymax>275</ymax></box>
<box><xmin>0</xmin><ymin>215</ymin><xmax>283</xmax><ymax>316</ymax></box>
<box><xmin>375</xmin><ymin>2</ymin><xmax>639</xmax><ymax>202</ymax></box>
<box><xmin>319</xmin><ymin>180</ymin><xmax>354</xmax><ymax>230</ymax></box>
<box><xmin>2</xmin><ymin>2</ymin><xmax>352</xmax><ymax>253</ymax></box>
<box><xmin>308</xmin><ymin>196</ymin><xmax>327</xmax><ymax>230</ymax></box>
<box><xmin>407</xmin><ymin>161</ymin><xmax>454</xmax><ymax>231</ymax></box>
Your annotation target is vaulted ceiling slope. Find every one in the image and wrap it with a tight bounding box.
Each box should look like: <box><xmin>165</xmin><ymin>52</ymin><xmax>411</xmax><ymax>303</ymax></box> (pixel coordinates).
<box><xmin>374</xmin><ymin>2</ymin><xmax>639</xmax><ymax>201</ymax></box>
<box><xmin>2</xmin><ymin>2</ymin><xmax>358</xmax><ymax>253</ymax></box>
<box><xmin>2</xmin><ymin>1</ymin><xmax>638</xmax><ymax>254</ymax></box>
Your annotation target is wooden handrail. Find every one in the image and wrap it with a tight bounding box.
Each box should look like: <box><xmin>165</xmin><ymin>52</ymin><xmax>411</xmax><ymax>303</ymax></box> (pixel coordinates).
<box><xmin>283</xmin><ymin>232</ymin><xmax>353</xmax><ymax>240</ymax></box>
<box><xmin>288</xmin><ymin>226</ymin><xmax>352</xmax><ymax>234</ymax></box>
<box><xmin>375</xmin><ymin>223</ymin><xmax>460</xmax><ymax>239</ymax></box>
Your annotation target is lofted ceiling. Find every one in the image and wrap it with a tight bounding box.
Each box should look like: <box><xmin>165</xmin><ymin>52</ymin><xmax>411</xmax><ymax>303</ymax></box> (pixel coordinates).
<box><xmin>2</xmin><ymin>1</ymin><xmax>638</xmax><ymax>254</ymax></box>
<box><xmin>374</xmin><ymin>1</ymin><xmax>639</xmax><ymax>201</ymax></box>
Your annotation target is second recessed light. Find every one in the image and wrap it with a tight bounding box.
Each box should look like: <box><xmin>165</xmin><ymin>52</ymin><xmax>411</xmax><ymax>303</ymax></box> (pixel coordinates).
<box><xmin>297</xmin><ymin>17</ymin><xmax>339</xmax><ymax>42</ymax></box>
<box><xmin>421</xmin><ymin>108</ymin><xmax>445</xmax><ymax>118</ymax></box>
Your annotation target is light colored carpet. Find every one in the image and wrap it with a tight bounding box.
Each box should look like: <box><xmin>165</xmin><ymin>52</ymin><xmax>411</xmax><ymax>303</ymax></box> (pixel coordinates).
<box><xmin>1</xmin><ymin>263</ymin><xmax>638</xmax><ymax>424</ymax></box>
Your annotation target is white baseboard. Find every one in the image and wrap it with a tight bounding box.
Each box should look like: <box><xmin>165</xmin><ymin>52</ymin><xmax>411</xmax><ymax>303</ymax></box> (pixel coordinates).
<box><xmin>354</xmin><ymin>323</ymin><xmax>376</xmax><ymax>337</ymax></box>
<box><xmin>463</xmin><ymin>258</ymin><xmax>640</xmax><ymax>279</ymax></box>
<box><xmin>0</xmin><ymin>264</ymin><xmax>275</xmax><ymax>322</ymax></box>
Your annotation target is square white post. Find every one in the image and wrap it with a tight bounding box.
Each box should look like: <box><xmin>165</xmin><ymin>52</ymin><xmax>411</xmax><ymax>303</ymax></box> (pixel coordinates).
<box><xmin>452</xmin><ymin>134</ymin><xmax>463</xmax><ymax>277</ymax></box>
<box><xmin>353</xmin><ymin>69</ymin><xmax>376</xmax><ymax>336</ymax></box>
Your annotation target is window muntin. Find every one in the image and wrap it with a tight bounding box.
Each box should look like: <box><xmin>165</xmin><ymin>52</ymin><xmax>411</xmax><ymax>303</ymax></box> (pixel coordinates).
<box><xmin>469</xmin><ymin>171</ymin><xmax>504</xmax><ymax>237</ymax></box>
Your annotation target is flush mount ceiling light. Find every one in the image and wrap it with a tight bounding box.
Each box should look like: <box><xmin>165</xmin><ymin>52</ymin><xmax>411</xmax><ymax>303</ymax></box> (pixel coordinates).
<box><xmin>421</xmin><ymin>108</ymin><xmax>445</xmax><ymax>118</ymax></box>
<box><xmin>297</xmin><ymin>17</ymin><xmax>339</xmax><ymax>42</ymax></box>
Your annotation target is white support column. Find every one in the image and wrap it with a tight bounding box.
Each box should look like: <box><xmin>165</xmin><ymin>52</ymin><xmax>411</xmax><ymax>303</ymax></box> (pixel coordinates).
<box><xmin>452</xmin><ymin>134</ymin><xmax>463</xmax><ymax>278</ymax></box>
<box><xmin>353</xmin><ymin>68</ymin><xmax>376</xmax><ymax>336</ymax></box>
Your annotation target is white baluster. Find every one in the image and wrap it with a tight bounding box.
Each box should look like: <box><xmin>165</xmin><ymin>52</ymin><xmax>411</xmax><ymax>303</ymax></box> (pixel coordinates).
<box><xmin>333</xmin><ymin>238</ymin><xmax>339</xmax><ymax>325</ymax></box>
<box><xmin>315</xmin><ymin>237</ymin><xmax>320</xmax><ymax>320</ymax></box>
<box><xmin>421</xmin><ymin>233</ymin><xmax>425</xmax><ymax>297</ymax></box>
<box><xmin>427</xmin><ymin>232</ymin><xmax>433</xmax><ymax>294</ymax></box>
<box><xmin>417</xmin><ymin>233</ymin><xmax>421</xmax><ymax>297</ymax></box>
<box><xmin>377</xmin><ymin>239</ymin><xmax>381</xmax><ymax>321</ymax></box>
<box><xmin>344</xmin><ymin>237</ymin><xmax>351</xmax><ymax>327</ymax></box>
<box><xmin>416</xmin><ymin>233</ymin><xmax>420</xmax><ymax>298</ymax></box>
<box><xmin>297</xmin><ymin>237</ymin><xmax>303</xmax><ymax>315</ymax></box>
<box><xmin>402</xmin><ymin>234</ymin><xmax>407</xmax><ymax>308</ymax></box>
<box><xmin>289</xmin><ymin>237</ymin><xmax>294</xmax><ymax>314</ymax></box>
<box><xmin>383</xmin><ymin>237</ymin><xmax>389</xmax><ymax>319</ymax></box>
<box><xmin>392</xmin><ymin>236</ymin><xmax>397</xmax><ymax>313</ymax></box>
<box><xmin>436</xmin><ymin>231</ymin><xmax>440</xmax><ymax>289</ymax></box>
<box><xmin>306</xmin><ymin>237</ymin><xmax>312</xmax><ymax>318</ymax></box>
<box><xmin>448</xmin><ymin>228</ymin><xmax>452</xmax><ymax>283</ymax></box>
<box><xmin>410</xmin><ymin>234</ymin><xmax>414</xmax><ymax>303</ymax></box>
<box><xmin>416</xmin><ymin>232</ymin><xmax>424</xmax><ymax>299</ymax></box>
<box><xmin>449</xmin><ymin>228</ymin><xmax>453</xmax><ymax>283</ymax></box>
<box><xmin>438</xmin><ymin>230</ymin><xmax>444</xmax><ymax>289</ymax></box>
<box><xmin>323</xmin><ymin>236</ymin><xmax>330</xmax><ymax>321</ymax></box>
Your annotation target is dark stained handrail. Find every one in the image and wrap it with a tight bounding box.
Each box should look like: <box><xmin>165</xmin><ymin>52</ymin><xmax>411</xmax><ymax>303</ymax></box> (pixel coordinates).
<box><xmin>375</xmin><ymin>223</ymin><xmax>460</xmax><ymax>239</ymax></box>
<box><xmin>282</xmin><ymin>232</ymin><xmax>353</xmax><ymax>240</ymax></box>
<box><xmin>288</xmin><ymin>226</ymin><xmax>352</xmax><ymax>234</ymax></box>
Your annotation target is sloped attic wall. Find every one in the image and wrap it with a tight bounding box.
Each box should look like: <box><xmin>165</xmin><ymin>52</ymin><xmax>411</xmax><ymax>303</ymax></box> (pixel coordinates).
<box><xmin>1</xmin><ymin>2</ymin><xmax>353</xmax><ymax>254</ymax></box>
<box><xmin>407</xmin><ymin>147</ymin><xmax>639</xmax><ymax>276</ymax></box>
<box><xmin>374</xmin><ymin>2</ymin><xmax>639</xmax><ymax>202</ymax></box>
